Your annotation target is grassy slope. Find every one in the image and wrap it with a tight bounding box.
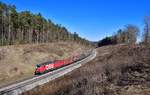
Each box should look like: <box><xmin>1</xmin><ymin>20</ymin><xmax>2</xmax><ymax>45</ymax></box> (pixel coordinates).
<box><xmin>23</xmin><ymin>44</ymin><xmax>150</xmax><ymax>95</ymax></box>
<box><xmin>0</xmin><ymin>42</ymin><xmax>89</xmax><ymax>87</ymax></box>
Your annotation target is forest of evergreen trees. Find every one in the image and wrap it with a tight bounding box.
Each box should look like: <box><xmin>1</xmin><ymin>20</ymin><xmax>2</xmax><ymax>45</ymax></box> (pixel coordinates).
<box><xmin>0</xmin><ymin>2</ymin><xmax>90</xmax><ymax>46</ymax></box>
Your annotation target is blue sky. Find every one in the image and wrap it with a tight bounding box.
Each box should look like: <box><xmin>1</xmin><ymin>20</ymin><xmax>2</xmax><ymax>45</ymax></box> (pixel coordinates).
<box><xmin>2</xmin><ymin>0</ymin><xmax>150</xmax><ymax>41</ymax></box>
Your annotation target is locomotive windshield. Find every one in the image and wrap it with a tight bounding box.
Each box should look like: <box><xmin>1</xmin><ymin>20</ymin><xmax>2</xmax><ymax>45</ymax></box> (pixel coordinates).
<box><xmin>36</xmin><ymin>64</ymin><xmax>40</xmax><ymax>68</ymax></box>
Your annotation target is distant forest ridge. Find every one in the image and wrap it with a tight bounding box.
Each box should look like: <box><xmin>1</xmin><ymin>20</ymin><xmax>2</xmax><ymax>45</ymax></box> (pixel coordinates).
<box><xmin>0</xmin><ymin>1</ymin><xmax>90</xmax><ymax>46</ymax></box>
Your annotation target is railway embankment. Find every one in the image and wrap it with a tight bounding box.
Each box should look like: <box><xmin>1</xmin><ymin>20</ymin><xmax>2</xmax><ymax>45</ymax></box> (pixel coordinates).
<box><xmin>23</xmin><ymin>44</ymin><xmax>150</xmax><ymax>95</ymax></box>
<box><xmin>0</xmin><ymin>42</ymin><xmax>90</xmax><ymax>87</ymax></box>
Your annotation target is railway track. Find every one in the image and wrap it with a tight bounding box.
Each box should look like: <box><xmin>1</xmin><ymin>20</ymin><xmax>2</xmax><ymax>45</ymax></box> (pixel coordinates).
<box><xmin>0</xmin><ymin>50</ymin><xmax>96</xmax><ymax>95</ymax></box>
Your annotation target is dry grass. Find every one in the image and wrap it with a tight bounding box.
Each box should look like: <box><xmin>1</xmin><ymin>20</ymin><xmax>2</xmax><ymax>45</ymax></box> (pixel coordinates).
<box><xmin>0</xmin><ymin>41</ymin><xmax>89</xmax><ymax>87</ymax></box>
<box><xmin>22</xmin><ymin>44</ymin><xmax>150</xmax><ymax>95</ymax></box>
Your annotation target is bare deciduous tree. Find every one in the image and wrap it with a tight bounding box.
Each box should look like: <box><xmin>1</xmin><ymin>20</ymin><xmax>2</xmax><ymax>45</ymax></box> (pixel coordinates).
<box><xmin>125</xmin><ymin>24</ymin><xmax>139</xmax><ymax>44</ymax></box>
<box><xmin>143</xmin><ymin>16</ymin><xmax>150</xmax><ymax>45</ymax></box>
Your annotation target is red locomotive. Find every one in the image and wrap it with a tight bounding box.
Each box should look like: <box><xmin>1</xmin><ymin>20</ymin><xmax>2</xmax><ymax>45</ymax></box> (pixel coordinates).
<box><xmin>35</xmin><ymin>54</ymin><xmax>85</xmax><ymax>75</ymax></box>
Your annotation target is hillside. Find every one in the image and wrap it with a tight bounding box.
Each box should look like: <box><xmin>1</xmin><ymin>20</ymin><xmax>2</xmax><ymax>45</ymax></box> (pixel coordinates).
<box><xmin>23</xmin><ymin>44</ymin><xmax>150</xmax><ymax>95</ymax></box>
<box><xmin>0</xmin><ymin>42</ymin><xmax>90</xmax><ymax>87</ymax></box>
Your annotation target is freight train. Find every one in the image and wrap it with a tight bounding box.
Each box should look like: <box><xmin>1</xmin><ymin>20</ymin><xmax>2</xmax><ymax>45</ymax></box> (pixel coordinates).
<box><xmin>35</xmin><ymin>53</ymin><xmax>89</xmax><ymax>75</ymax></box>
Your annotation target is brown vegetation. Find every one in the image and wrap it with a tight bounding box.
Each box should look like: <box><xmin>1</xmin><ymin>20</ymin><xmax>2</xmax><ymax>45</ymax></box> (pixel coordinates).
<box><xmin>0</xmin><ymin>42</ymin><xmax>89</xmax><ymax>87</ymax></box>
<box><xmin>23</xmin><ymin>44</ymin><xmax>150</xmax><ymax>95</ymax></box>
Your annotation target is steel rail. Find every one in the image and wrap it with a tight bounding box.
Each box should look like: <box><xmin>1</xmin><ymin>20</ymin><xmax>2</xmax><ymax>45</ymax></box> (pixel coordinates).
<box><xmin>0</xmin><ymin>50</ymin><xmax>96</xmax><ymax>95</ymax></box>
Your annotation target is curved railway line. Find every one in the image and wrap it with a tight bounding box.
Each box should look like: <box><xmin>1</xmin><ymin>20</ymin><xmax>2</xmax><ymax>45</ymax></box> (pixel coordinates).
<box><xmin>0</xmin><ymin>49</ymin><xmax>96</xmax><ymax>95</ymax></box>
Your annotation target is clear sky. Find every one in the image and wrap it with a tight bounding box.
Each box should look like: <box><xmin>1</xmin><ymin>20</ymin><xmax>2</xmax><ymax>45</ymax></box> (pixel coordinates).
<box><xmin>2</xmin><ymin>0</ymin><xmax>150</xmax><ymax>41</ymax></box>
